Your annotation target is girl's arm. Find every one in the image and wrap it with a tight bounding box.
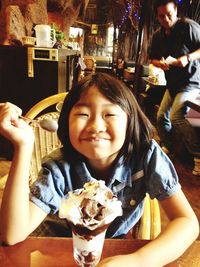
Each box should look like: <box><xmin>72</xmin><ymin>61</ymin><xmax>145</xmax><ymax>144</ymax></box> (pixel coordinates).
<box><xmin>97</xmin><ymin>189</ymin><xmax>199</xmax><ymax>267</ymax></box>
<box><xmin>0</xmin><ymin>103</ymin><xmax>47</xmax><ymax>245</ymax></box>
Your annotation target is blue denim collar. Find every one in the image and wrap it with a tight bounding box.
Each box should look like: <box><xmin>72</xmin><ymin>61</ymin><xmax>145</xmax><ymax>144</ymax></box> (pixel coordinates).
<box><xmin>75</xmin><ymin>156</ymin><xmax>133</xmax><ymax>189</ymax></box>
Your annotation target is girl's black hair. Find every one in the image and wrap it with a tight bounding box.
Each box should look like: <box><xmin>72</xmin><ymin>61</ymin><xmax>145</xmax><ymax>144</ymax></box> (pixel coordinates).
<box><xmin>57</xmin><ymin>72</ymin><xmax>154</xmax><ymax>165</ymax></box>
<box><xmin>154</xmin><ymin>0</ymin><xmax>178</xmax><ymax>13</ymax></box>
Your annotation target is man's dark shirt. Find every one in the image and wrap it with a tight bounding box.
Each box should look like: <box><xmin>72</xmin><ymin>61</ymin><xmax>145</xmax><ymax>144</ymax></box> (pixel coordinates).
<box><xmin>149</xmin><ymin>18</ymin><xmax>200</xmax><ymax>96</ymax></box>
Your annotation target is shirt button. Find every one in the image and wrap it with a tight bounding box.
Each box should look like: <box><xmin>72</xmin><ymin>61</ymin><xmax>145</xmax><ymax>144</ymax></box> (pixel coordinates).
<box><xmin>130</xmin><ymin>199</ymin><xmax>136</xmax><ymax>206</ymax></box>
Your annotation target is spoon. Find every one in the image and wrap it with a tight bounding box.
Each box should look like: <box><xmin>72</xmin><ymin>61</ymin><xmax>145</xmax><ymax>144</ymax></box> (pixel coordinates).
<box><xmin>19</xmin><ymin>115</ymin><xmax>58</xmax><ymax>132</ymax></box>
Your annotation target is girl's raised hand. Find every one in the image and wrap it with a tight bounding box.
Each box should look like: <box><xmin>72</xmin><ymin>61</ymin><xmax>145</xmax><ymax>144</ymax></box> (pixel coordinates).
<box><xmin>0</xmin><ymin>102</ymin><xmax>34</xmax><ymax>146</ymax></box>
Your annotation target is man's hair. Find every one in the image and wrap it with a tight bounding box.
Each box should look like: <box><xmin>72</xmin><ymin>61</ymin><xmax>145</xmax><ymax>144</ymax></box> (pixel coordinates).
<box><xmin>154</xmin><ymin>0</ymin><xmax>178</xmax><ymax>13</ymax></box>
<box><xmin>57</xmin><ymin>72</ymin><xmax>154</xmax><ymax>165</ymax></box>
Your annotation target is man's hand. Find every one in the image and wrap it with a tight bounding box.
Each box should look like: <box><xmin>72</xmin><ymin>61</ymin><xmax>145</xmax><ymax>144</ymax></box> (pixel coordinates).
<box><xmin>150</xmin><ymin>58</ymin><xmax>169</xmax><ymax>71</ymax></box>
<box><xmin>171</xmin><ymin>55</ymin><xmax>188</xmax><ymax>68</ymax></box>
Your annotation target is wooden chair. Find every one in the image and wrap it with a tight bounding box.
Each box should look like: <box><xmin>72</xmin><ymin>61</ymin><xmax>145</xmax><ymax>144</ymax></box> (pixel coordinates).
<box><xmin>24</xmin><ymin>92</ymin><xmax>67</xmax><ymax>184</ymax></box>
<box><xmin>83</xmin><ymin>57</ymin><xmax>96</xmax><ymax>76</ymax></box>
<box><xmin>25</xmin><ymin>92</ymin><xmax>67</xmax><ymax>119</ymax></box>
<box><xmin>0</xmin><ymin>93</ymin><xmax>66</xmax><ymax>187</ymax></box>
<box><xmin>130</xmin><ymin>193</ymin><xmax>161</xmax><ymax>240</ymax></box>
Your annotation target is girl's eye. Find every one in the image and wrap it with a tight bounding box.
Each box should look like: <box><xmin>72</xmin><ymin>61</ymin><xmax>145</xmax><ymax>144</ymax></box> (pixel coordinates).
<box><xmin>105</xmin><ymin>114</ymin><xmax>117</xmax><ymax>117</ymax></box>
<box><xmin>77</xmin><ymin>113</ymin><xmax>89</xmax><ymax>117</ymax></box>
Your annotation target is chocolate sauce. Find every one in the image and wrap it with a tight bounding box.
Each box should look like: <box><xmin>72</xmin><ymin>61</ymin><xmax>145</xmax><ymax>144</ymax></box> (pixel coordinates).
<box><xmin>69</xmin><ymin>221</ymin><xmax>110</xmax><ymax>240</ymax></box>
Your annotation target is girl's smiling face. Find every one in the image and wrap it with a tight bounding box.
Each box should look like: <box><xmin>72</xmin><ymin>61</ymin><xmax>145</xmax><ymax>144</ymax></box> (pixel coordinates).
<box><xmin>69</xmin><ymin>86</ymin><xmax>128</xmax><ymax>168</ymax></box>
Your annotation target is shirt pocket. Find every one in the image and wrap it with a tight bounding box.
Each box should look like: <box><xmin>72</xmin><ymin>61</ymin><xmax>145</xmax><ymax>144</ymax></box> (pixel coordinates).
<box><xmin>115</xmin><ymin>179</ymin><xmax>146</xmax><ymax>210</ymax></box>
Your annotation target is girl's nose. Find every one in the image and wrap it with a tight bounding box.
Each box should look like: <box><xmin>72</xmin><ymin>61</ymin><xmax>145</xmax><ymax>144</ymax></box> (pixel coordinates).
<box><xmin>86</xmin><ymin>117</ymin><xmax>106</xmax><ymax>133</ymax></box>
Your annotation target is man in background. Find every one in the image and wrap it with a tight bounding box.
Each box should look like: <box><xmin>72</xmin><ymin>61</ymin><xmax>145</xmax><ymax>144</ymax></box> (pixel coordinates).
<box><xmin>149</xmin><ymin>0</ymin><xmax>200</xmax><ymax>175</ymax></box>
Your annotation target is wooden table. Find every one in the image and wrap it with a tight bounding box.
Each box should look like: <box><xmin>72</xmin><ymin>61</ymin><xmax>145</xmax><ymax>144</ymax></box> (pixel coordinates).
<box><xmin>1</xmin><ymin>237</ymin><xmax>199</xmax><ymax>267</ymax></box>
<box><xmin>185</xmin><ymin>98</ymin><xmax>200</xmax><ymax>128</ymax></box>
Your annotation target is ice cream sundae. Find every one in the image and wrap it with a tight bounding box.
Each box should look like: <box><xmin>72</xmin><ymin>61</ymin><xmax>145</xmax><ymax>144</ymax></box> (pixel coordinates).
<box><xmin>59</xmin><ymin>180</ymin><xmax>122</xmax><ymax>267</ymax></box>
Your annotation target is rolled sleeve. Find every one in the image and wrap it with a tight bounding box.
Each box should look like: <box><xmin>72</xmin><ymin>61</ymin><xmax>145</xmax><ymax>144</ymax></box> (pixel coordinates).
<box><xmin>30</xmin><ymin>160</ymin><xmax>66</xmax><ymax>214</ymax></box>
<box><xmin>145</xmin><ymin>140</ymin><xmax>181</xmax><ymax>200</ymax></box>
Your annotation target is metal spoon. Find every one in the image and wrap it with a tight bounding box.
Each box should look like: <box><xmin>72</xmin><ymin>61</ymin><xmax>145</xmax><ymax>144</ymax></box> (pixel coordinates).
<box><xmin>19</xmin><ymin>115</ymin><xmax>58</xmax><ymax>132</ymax></box>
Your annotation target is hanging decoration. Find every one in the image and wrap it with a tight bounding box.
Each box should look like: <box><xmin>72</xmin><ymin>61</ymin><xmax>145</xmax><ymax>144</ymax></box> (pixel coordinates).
<box><xmin>118</xmin><ymin>0</ymin><xmax>141</xmax><ymax>30</ymax></box>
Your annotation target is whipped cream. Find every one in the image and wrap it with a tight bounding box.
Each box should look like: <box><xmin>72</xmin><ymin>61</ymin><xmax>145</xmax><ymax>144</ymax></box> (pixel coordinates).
<box><xmin>59</xmin><ymin>180</ymin><xmax>122</xmax><ymax>230</ymax></box>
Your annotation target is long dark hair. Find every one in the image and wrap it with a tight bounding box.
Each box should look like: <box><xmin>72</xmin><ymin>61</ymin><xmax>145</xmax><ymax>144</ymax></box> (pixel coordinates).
<box><xmin>57</xmin><ymin>73</ymin><xmax>154</xmax><ymax>164</ymax></box>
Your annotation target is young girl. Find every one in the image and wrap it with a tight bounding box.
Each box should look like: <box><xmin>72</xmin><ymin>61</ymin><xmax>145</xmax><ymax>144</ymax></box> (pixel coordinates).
<box><xmin>0</xmin><ymin>73</ymin><xmax>199</xmax><ymax>267</ymax></box>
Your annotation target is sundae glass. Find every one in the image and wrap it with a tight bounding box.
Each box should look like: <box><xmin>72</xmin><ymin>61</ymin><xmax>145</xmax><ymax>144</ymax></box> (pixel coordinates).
<box><xmin>59</xmin><ymin>180</ymin><xmax>122</xmax><ymax>267</ymax></box>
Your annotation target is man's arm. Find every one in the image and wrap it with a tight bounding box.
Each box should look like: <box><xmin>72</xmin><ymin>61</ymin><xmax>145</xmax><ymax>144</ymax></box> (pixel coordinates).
<box><xmin>149</xmin><ymin>58</ymin><xmax>169</xmax><ymax>70</ymax></box>
<box><xmin>173</xmin><ymin>48</ymin><xmax>200</xmax><ymax>67</ymax></box>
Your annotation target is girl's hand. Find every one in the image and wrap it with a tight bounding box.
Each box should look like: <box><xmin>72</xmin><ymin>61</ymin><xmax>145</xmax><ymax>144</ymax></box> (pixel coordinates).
<box><xmin>0</xmin><ymin>102</ymin><xmax>34</xmax><ymax>146</ymax></box>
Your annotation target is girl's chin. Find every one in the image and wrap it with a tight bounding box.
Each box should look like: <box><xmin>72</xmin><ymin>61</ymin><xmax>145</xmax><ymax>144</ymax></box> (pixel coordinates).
<box><xmin>83</xmin><ymin>151</ymin><xmax>118</xmax><ymax>163</ymax></box>
<box><xmin>84</xmin><ymin>154</ymin><xmax>108</xmax><ymax>160</ymax></box>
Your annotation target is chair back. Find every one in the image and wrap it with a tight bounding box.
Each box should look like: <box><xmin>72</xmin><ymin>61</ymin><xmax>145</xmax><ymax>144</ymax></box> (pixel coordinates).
<box><xmin>129</xmin><ymin>193</ymin><xmax>161</xmax><ymax>240</ymax></box>
<box><xmin>83</xmin><ymin>57</ymin><xmax>96</xmax><ymax>76</ymax></box>
<box><xmin>25</xmin><ymin>93</ymin><xmax>67</xmax><ymax>184</ymax></box>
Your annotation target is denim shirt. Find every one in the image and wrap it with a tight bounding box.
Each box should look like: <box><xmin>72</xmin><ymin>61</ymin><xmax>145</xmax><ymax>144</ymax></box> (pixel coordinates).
<box><xmin>30</xmin><ymin>139</ymin><xmax>181</xmax><ymax>238</ymax></box>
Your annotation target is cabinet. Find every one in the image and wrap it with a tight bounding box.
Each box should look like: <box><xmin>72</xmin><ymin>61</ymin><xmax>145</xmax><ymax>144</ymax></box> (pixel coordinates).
<box><xmin>0</xmin><ymin>45</ymin><xmax>79</xmax><ymax>158</ymax></box>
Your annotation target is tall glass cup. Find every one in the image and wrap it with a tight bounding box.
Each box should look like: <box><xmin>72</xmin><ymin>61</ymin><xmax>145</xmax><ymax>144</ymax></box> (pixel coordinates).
<box><xmin>72</xmin><ymin>228</ymin><xmax>106</xmax><ymax>267</ymax></box>
<box><xmin>58</xmin><ymin>181</ymin><xmax>123</xmax><ymax>266</ymax></box>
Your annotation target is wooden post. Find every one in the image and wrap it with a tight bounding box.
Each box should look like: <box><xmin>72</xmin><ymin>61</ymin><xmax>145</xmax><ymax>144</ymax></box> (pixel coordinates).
<box><xmin>133</xmin><ymin>0</ymin><xmax>154</xmax><ymax>97</ymax></box>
